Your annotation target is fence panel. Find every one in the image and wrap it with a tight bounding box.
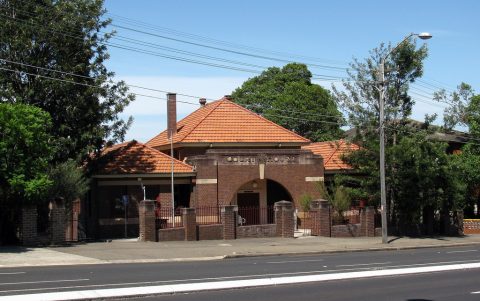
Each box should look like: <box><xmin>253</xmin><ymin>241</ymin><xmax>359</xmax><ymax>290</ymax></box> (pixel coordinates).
<box><xmin>196</xmin><ymin>207</ymin><xmax>221</xmax><ymax>225</ymax></box>
<box><xmin>156</xmin><ymin>207</ymin><xmax>183</xmax><ymax>229</ymax></box>
<box><xmin>238</xmin><ymin>206</ymin><xmax>274</xmax><ymax>226</ymax></box>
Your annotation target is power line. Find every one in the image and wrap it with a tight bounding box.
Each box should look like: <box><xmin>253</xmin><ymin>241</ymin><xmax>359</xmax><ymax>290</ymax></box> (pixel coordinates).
<box><xmin>0</xmin><ymin>11</ymin><xmax>345</xmax><ymax>81</ymax></box>
<box><xmin>0</xmin><ymin>58</ymin><xmax>214</xmax><ymax>101</ymax></box>
<box><xmin>0</xmin><ymin>66</ymin><xmax>200</xmax><ymax>106</ymax></box>
<box><xmin>7</xmin><ymin>1</ymin><xmax>462</xmax><ymax>94</ymax></box>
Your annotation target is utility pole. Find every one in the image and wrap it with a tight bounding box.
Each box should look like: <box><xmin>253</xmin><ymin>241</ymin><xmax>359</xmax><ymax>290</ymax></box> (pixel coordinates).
<box><xmin>379</xmin><ymin>58</ymin><xmax>388</xmax><ymax>244</ymax></box>
<box><xmin>377</xmin><ymin>32</ymin><xmax>432</xmax><ymax>244</ymax></box>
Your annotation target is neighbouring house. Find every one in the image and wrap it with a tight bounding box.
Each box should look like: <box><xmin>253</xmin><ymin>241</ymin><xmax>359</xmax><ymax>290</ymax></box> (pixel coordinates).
<box><xmin>302</xmin><ymin>140</ymin><xmax>360</xmax><ymax>184</ymax></box>
<box><xmin>87</xmin><ymin>95</ymin><xmax>325</xmax><ymax>239</ymax></box>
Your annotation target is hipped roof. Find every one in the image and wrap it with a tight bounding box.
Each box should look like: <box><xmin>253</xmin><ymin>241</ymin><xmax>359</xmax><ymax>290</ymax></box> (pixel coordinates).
<box><xmin>302</xmin><ymin>140</ymin><xmax>360</xmax><ymax>171</ymax></box>
<box><xmin>96</xmin><ymin>140</ymin><xmax>193</xmax><ymax>175</ymax></box>
<box><xmin>146</xmin><ymin>97</ymin><xmax>310</xmax><ymax>148</ymax></box>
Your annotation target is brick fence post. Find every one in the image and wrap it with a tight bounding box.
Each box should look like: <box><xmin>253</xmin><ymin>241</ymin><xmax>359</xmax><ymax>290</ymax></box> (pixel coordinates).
<box><xmin>139</xmin><ymin>200</ymin><xmax>156</xmax><ymax>242</ymax></box>
<box><xmin>22</xmin><ymin>205</ymin><xmax>38</xmax><ymax>246</ymax></box>
<box><xmin>183</xmin><ymin>208</ymin><xmax>197</xmax><ymax>241</ymax></box>
<box><xmin>275</xmin><ymin>201</ymin><xmax>294</xmax><ymax>238</ymax></box>
<box><xmin>309</xmin><ymin>200</ymin><xmax>321</xmax><ymax>236</ymax></box>
<box><xmin>318</xmin><ymin>200</ymin><xmax>331</xmax><ymax>237</ymax></box>
<box><xmin>365</xmin><ymin>206</ymin><xmax>375</xmax><ymax>237</ymax></box>
<box><xmin>49</xmin><ymin>198</ymin><xmax>66</xmax><ymax>245</ymax></box>
<box><xmin>221</xmin><ymin>205</ymin><xmax>237</xmax><ymax>240</ymax></box>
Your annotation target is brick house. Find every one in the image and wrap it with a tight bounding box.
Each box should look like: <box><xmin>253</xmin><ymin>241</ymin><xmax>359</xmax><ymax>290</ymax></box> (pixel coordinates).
<box><xmin>88</xmin><ymin>95</ymin><xmax>324</xmax><ymax>239</ymax></box>
<box><xmin>302</xmin><ymin>139</ymin><xmax>360</xmax><ymax>183</ymax></box>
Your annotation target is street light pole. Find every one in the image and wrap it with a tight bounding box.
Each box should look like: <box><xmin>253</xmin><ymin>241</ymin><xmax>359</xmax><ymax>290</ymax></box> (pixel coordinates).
<box><xmin>378</xmin><ymin>32</ymin><xmax>432</xmax><ymax>244</ymax></box>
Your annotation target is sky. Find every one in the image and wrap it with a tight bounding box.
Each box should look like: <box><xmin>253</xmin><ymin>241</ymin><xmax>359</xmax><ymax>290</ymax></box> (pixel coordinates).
<box><xmin>103</xmin><ymin>0</ymin><xmax>480</xmax><ymax>142</ymax></box>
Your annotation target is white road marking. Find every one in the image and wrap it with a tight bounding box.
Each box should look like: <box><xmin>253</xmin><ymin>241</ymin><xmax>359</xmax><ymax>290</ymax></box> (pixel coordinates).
<box><xmin>0</xmin><ymin>279</ymin><xmax>89</xmax><ymax>286</ymax></box>
<box><xmin>336</xmin><ymin>262</ymin><xmax>391</xmax><ymax>267</ymax></box>
<box><xmin>1</xmin><ymin>259</ymin><xmax>479</xmax><ymax>294</ymax></box>
<box><xmin>0</xmin><ymin>273</ymin><xmax>25</xmax><ymax>275</ymax></box>
<box><xmin>2</xmin><ymin>263</ymin><xmax>480</xmax><ymax>301</ymax></box>
<box><xmin>267</xmin><ymin>259</ymin><xmax>324</xmax><ymax>264</ymax></box>
<box><xmin>446</xmin><ymin>249</ymin><xmax>478</xmax><ymax>254</ymax></box>
<box><xmin>471</xmin><ymin>291</ymin><xmax>480</xmax><ymax>294</ymax></box>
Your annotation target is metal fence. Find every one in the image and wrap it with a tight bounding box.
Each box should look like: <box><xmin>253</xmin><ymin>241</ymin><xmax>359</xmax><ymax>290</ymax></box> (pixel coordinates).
<box><xmin>237</xmin><ymin>206</ymin><xmax>275</xmax><ymax>226</ymax></box>
<box><xmin>196</xmin><ymin>206</ymin><xmax>221</xmax><ymax>225</ymax></box>
<box><xmin>156</xmin><ymin>207</ymin><xmax>183</xmax><ymax>229</ymax></box>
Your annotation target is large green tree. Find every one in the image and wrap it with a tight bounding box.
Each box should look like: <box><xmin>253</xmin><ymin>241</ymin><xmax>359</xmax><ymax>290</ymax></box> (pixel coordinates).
<box><xmin>0</xmin><ymin>103</ymin><xmax>54</xmax><ymax>243</ymax></box>
<box><xmin>0</xmin><ymin>0</ymin><xmax>134</xmax><ymax>163</ymax></box>
<box><xmin>436</xmin><ymin>84</ymin><xmax>480</xmax><ymax>216</ymax></box>
<box><xmin>231</xmin><ymin>63</ymin><xmax>344</xmax><ymax>142</ymax></box>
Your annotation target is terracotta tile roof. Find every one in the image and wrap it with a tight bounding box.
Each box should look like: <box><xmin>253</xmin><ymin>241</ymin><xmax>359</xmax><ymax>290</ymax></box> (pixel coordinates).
<box><xmin>302</xmin><ymin>140</ymin><xmax>360</xmax><ymax>171</ymax></box>
<box><xmin>146</xmin><ymin>97</ymin><xmax>310</xmax><ymax>148</ymax></box>
<box><xmin>97</xmin><ymin>140</ymin><xmax>193</xmax><ymax>174</ymax></box>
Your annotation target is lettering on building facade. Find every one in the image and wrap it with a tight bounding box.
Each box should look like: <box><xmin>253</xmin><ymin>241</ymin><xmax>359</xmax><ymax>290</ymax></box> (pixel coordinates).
<box><xmin>224</xmin><ymin>155</ymin><xmax>298</xmax><ymax>165</ymax></box>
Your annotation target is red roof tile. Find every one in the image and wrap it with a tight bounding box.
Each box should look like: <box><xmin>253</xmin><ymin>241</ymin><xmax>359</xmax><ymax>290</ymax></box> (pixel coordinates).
<box><xmin>146</xmin><ymin>97</ymin><xmax>310</xmax><ymax>148</ymax></box>
<box><xmin>303</xmin><ymin>140</ymin><xmax>360</xmax><ymax>171</ymax></box>
<box><xmin>97</xmin><ymin>140</ymin><xmax>193</xmax><ymax>174</ymax></box>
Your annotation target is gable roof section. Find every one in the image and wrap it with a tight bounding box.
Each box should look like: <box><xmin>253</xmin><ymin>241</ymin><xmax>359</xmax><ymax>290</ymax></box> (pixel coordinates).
<box><xmin>96</xmin><ymin>140</ymin><xmax>193</xmax><ymax>175</ymax></box>
<box><xmin>146</xmin><ymin>97</ymin><xmax>310</xmax><ymax>148</ymax></box>
<box><xmin>302</xmin><ymin>140</ymin><xmax>360</xmax><ymax>171</ymax></box>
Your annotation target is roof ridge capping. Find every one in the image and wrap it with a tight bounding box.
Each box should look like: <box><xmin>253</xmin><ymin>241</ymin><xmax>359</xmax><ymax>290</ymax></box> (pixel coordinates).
<box><xmin>222</xmin><ymin>97</ymin><xmax>310</xmax><ymax>143</ymax></box>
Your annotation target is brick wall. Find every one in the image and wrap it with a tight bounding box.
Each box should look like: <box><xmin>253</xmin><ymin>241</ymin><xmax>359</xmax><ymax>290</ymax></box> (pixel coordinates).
<box><xmin>22</xmin><ymin>206</ymin><xmax>38</xmax><ymax>246</ymax></box>
<box><xmin>182</xmin><ymin>208</ymin><xmax>196</xmax><ymax>241</ymax></box>
<box><xmin>237</xmin><ymin>224</ymin><xmax>276</xmax><ymax>238</ymax></box>
<box><xmin>189</xmin><ymin>149</ymin><xmax>324</xmax><ymax>208</ymax></box>
<box><xmin>464</xmin><ymin>219</ymin><xmax>480</xmax><ymax>234</ymax></box>
<box><xmin>158</xmin><ymin>227</ymin><xmax>185</xmax><ymax>241</ymax></box>
<box><xmin>275</xmin><ymin>201</ymin><xmax>294</xmax><ymax>238</ymax></box>
<box><xmin>198</xmin><ymin>224</ymin><xmax>223</xmax><ymax>240</ymax></box>
<box><xmin>139</xmin><ymin>200</ymin><xmax>156</xmax><ymax>242</ymax></box>
<box><xmin>221</xmin><ymin>205</ymin><xmax>237</xmax><ymax>240</ymax></box>
<box><xmin>331</xmin><ymin>224</ymin><xmax>361</xmax><ymax>237</ymax></box>
<box><xmin>49</xmin><ymin>199</ymin><xmax>66</xmax><ymax>245</ymax></box>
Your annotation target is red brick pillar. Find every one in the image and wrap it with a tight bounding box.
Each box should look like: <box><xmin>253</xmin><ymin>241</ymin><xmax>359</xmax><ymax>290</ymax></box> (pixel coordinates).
<box><xmin>139</xmin><ymin>200</ymin><xmax>156</xmax><ymax>242</ymax></box>
<box><xmin>221</xmin><ymin>205</ymin><xmax>237</xmax><ymax>240</ymax></box>
<box><xmin>183</xmin><ymin>208</ymin><xmax>197</xmax><ymax>241</ymax></box>
<box><xmin>362</xmin><ymin>206</ymin><xmax>375</xmax><ymax>237</ymax></box>
<box><xmin>366</xmin><ymin>206</ymin><xmax>375</xmax><ymax>237</ymax></box>
<box><xmin>309</xmin><ymin>200</ymin><xmax>321</xmax><ymax>236</ymax></box>
<box><xmin>49</xmin><ymin>198</ymin><xmax>66</xmax><ymax>245</ymax></box>
<box><xmin>22</xmin><ymin>205</ymin><xmax>38</xmax><ymax>246</ymax></box>
<box><xmin>318</xmin><ymin>200</ymin><xmax>331</xmax><ymax>237</ymax></box>
<box><xmin>275</xmin><ymin>201</ymin><xmax>294</xmax><ymax>238</ymax></box>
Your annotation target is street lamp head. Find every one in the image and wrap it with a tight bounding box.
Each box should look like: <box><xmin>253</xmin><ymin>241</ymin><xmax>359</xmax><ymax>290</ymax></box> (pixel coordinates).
<box><xmin>417</xmin><ymin>32</ymin><xmax>433</xmax><ymax>40</ymax></box>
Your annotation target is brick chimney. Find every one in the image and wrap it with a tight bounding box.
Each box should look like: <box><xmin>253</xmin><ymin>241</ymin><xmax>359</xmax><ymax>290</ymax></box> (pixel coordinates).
<box><xmin>167</xmin><ymin>93</ymin><xmax>177</xmax><ymax>139</ymax></box>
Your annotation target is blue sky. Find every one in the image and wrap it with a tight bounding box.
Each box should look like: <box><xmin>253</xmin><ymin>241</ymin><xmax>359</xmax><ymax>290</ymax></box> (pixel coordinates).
<box><xmin>104</xmin><ymin>0</ymin><xmax>480</xmax><ymax>142</ymax></box>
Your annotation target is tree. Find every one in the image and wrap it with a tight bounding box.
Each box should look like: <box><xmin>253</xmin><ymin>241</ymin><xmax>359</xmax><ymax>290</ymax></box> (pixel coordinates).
<box><xmin>436</xmin><ymin>84</ymin><xmax>480</xmax><ymax>217</ymax></box>
<box><xmin>231</xmin><ymin>63</ymin><xmax>344</xmax><ymax>142</ymax></box>
<box><xmin>0</xmin><ymin>103</ymin><xmax>54</xmax><ymax>243</ymax></box>
<box><xmin>333</xmin><ymin>41</ymin><xmax>427</xmax><ymax>136</ymax></box>
<box><xmin>0</xmin><ymin>0</ymin><xmax>134</xmax><ymax>163</ymax></box>
<box><xmin>47</xmin><ymin>159</ymin><xmax>90</xmax><ymax>210</ymax></box>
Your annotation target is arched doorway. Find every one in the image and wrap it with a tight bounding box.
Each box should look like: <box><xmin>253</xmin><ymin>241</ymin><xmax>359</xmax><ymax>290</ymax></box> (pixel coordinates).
<box><xmin>234</xmin><ymin>179</ymin><xmax>293</xmax><ymax>225</ymax></box>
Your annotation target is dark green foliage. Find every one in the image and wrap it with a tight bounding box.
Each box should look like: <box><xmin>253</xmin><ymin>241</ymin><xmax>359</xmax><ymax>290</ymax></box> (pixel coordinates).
<box><xmin>0</xmin><ymin>0</ymin><xmax>134</xmax><ymax>163</ymax></box>
<box><xmin>47</xmin><ymin>159</ymin><xmax>89</xmax><ymax>207</ymax></box>
<box><xmin>0</xmin><ymin>103</ymin><xmax>54</xmax><ymax>243</ymax></box>
<box><xmin>231</xmin><ymin>63</ymin><xmax>344</xmax><ymax>142</ymax></box>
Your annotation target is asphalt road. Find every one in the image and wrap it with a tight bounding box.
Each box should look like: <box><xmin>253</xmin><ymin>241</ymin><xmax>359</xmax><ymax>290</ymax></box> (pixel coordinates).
<box><xmin>1</xmin><ymin>245</ymin><xmax>480</xmax><ymax>299</ymax></box>
<box><xmin>131</xmin><ymin>269</ymin><xmax>480</xmax><ymax>301</ymax></box>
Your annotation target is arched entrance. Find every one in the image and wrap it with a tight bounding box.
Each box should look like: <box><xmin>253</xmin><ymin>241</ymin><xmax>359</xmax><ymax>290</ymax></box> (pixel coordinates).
<box><xmin>234</xmin><ymin>179</ymin><xmax>293</xmax><ymax>225</ymax></box>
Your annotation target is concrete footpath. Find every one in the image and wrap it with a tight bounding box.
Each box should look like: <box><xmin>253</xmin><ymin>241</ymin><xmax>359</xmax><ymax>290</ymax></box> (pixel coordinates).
<box><xmin>1</xmin><ymin>235</ymin><xmax>480</xmax><ymax>268</ymax></box>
